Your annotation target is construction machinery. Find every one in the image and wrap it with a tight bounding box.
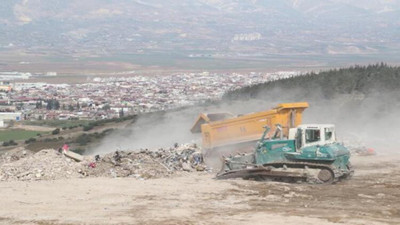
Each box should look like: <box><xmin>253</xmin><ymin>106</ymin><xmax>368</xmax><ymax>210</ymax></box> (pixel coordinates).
<box><xmin>217</xmin><ymin>124</ymin><xmax>353</xmax><ymax>183</ymax></box>
<box><xmin>191</xmin><ymin>102</ymin><xmax>309</xmax><ymax>155</ymax></box>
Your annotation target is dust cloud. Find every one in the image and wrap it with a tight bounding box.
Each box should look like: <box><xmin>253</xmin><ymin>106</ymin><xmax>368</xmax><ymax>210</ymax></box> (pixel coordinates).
<box><xmin>91</xmin><ymin>86</ymin><xmax>400</xmax><ymax>155</ymax></box>
<box><xmin>241</xmin><ymin>86</ymin><xmax>400</xmax><ymax>154</ymax></box>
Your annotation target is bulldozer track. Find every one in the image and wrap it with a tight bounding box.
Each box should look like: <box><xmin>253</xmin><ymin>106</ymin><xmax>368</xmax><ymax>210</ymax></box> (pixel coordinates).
<box><xmin>217</xmin><ymin>161</ymin><xmax>352</xmax><ymax>184</ymax></box>
<box><xmin>263</xmin><ymin>161</ymin><xmax>339</xmax><ymax>183</ymax></box>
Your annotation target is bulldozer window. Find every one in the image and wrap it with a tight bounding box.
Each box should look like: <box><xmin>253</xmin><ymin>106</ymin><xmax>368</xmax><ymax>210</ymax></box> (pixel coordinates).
<box><xmin>325</xmin><ymin>128</ymin><xmax>333</xmax><ymax>141</ymax></box>
<box><xmin>296</xmin><ymin>128</ymin><xmax>302</xmax><ymax>150</ymax></box>
<box><xmin>305</xmin><ymin>129</ymin><xmax>320</xmax><ymax>144</ymax></box>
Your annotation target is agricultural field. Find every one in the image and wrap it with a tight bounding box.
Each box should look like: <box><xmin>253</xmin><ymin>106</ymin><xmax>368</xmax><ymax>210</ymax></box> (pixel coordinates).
<box><xmin>0</xmin><ymin>129</ymin><xmax>47</xmax><ymax>142</ymax></box>
<box><xmin>22</xmin><ymin>120</ymin><xmax>90</xmax><ymax>129</ymax></box>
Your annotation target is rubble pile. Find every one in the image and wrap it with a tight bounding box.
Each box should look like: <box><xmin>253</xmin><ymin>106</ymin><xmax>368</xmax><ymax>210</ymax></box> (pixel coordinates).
<box><xmin>0</xmin><ymin>144</ymin><xmax>207</xmax><ymax>181</ymax></box>
<box><xmin>0</xmin><ymin>147</ymin><xmax>34</xmax><ymax>165</ymax></box>
<box><xmin>85</xmin><ymin>144</ymin><xmax>206</xmax><ymax>179</ymax></box>
<box><xmin>0</xmin><ymin>149</ymin><xmax>83</xmax><ymax>181</ymax></box>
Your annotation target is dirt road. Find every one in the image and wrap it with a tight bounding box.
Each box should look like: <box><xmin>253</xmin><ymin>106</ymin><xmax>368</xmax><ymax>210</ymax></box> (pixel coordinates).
<box><xmin>0</xmin><ymin>154</ymin><xmax>399</xmax><ymax>225</ymax></box>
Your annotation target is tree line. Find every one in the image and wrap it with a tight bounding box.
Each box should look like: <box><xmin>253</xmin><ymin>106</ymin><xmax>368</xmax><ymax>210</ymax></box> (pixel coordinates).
<box><xmin>223</xmin><ymin>63</ymin><xmax>400</xmax><ymax>101</ymax></box>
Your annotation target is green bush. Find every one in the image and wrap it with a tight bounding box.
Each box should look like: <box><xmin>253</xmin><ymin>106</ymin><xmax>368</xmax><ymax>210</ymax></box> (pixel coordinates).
<box><xmin>44</xmin><ymin>138</ymin><xmax>53</xmax><ymax>142</ymax></box>
<box><xmin>25</xmin><ymin>138</ymin><xmax>37</xmax><ymax>144</ymax></box>
<box><xmin>83</xmin><ymin>124</ymin><xmax>94</xmax><ymax>131</ymax></box>
<box><xmin>102</xmin><ymin>128</ymin><xmax>114</xmax><ymax>134</ymax></box>
<box><xmin>52</xmin><ymin>128</ymin><xmax>60</xmax><ymax>135</ymax></box>
<box><xmin>76</xmin><ymin>134</ymin><xmax>91</xmax><ymax>146</ymax></box>
<box><xmin>3</xmin><ymin>140</ymin><xmax>18</xmax><ymax>146</ymax></box>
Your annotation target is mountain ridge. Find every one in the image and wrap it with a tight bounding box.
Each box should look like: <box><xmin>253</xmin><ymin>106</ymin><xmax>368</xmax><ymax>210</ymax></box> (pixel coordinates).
<box><xmin>1</xmin><ymin>0</ymin><xmax>399</xmax><ymax>65</ymax></box>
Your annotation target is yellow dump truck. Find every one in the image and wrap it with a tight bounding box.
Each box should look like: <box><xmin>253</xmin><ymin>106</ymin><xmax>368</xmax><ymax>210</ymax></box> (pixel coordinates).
<box><xmin>191</xmin><ymin>102</ymin><xmax>309</xmax><ymax>154</ymax></box>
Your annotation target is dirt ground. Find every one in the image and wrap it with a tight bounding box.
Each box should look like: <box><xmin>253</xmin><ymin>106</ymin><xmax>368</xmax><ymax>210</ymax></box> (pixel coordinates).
<box><xmin>0</xmin><ymin>154</ymin><xmax>399</xmax><ymax>225</ymax></box>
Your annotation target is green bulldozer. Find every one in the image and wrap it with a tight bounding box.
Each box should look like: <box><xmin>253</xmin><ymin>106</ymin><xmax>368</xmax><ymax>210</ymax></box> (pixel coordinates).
<box><xmin>217</xmin><ymin>124</ymin><xmax>353</xmax><ymax>183</ymax></box>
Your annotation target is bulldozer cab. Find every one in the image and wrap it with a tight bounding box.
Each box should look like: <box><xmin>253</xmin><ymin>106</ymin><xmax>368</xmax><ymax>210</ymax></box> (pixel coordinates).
<box><xmin>294</xmin><ymin>124</ymin><xmax>336</xmax><ymax>150</ymax></box>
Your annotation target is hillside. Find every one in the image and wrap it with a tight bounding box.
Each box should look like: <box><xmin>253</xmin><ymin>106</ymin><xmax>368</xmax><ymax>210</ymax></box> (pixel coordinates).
<box><xmin>223</xmin><ymin>64</ymin><xmax>400</xmax><ymax>102</ymax></box>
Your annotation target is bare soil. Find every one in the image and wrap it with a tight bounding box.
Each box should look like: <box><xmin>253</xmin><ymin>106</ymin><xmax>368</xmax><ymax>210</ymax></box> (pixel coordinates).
<box><xmin>0</xmin><ymin>154</ymin><xmax>399</xmax><ymax>225</ymax></box>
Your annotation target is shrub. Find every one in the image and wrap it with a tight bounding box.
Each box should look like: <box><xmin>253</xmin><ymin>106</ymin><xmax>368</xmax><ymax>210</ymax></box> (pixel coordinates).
<box><xmin>102</xmin><ymin>128</ymin><xmax>114</xmax><ymax>134</ymax></box>
<box><xmin>52</xmin><ymin>128</ymin><xmax>60</xmax><ymax>135</ymax></box>
<box><xmin>76</xmin><ymin>134</ymin><xmax>91</xmax><ymax>146</ymax></box>
<box><xmin>83</xmin><ymin>124</ymin><xmax>94</xmax><ymax>131</ymax></box>
<box><xmin>3</xmin><ymin>140</ymin><xmax>18</xmax><ymax>146</ymax></box>
<box><xmin>25</xmin><ymin>138</ymin><xmax>37</xmax><ymax>144</ymax></box>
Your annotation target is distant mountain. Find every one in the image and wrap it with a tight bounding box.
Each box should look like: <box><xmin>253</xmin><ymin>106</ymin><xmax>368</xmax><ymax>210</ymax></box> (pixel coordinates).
<box><xmin>1</xmin><ymin>0</ymin><xmax>400</xmax><ymax>60</ymax></box>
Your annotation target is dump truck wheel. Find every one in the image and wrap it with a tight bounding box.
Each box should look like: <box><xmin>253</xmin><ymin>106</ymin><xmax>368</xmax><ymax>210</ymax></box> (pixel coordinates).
<box><xmin>318</xmin><ymin>169</ymin><xmax>334</xmax><ymax>183</ymax></box>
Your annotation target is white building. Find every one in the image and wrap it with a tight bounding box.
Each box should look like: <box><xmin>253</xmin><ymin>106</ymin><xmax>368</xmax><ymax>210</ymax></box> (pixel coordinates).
<box><xmin>0</xmin><ymin>112</ymin><xmax>22</xmax><ymax>121</ymax></box>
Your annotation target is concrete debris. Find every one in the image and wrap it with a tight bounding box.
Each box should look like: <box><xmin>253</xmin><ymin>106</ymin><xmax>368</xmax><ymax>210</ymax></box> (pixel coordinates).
<box><xmin>63</xmin><ymin>151</ymin><xmax>84</xmax><ymax>162</ymax></box>
<box><xmin>0</xmin><ymin>147</ymin><xmax>34</xmax><ymax>165</ymax></box>
<box><xmin>0</xmin><ymin>144</ymin><xmax>207</xmax><ymax>181</ymax></box>
<box><xmin>0</xmin><ymin>149</ymin><xmax>82</xmax><ymax>181</ymax></box>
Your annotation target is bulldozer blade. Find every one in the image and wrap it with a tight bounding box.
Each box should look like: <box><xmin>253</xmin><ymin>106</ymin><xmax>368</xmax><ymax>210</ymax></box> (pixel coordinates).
<box><xmin>216</xmin><ymin>167</ymin><xmax>308</xmax><ymax>181</ymax></box>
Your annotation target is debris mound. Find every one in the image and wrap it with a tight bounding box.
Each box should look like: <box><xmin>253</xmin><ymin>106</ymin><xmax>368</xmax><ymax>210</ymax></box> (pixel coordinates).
<box><xmin>0</xmin><ymin>147</ymin><xmax>34</xmax><ymax>165</ymax></box>
<box><xmin>0</xmin><ymin>149</ymin><xmax>83</xmax><ymax>181</ymax></box>
<box><xmin>0</xmin><ymin>144</ymin><xmax>207</xmax><ymax>181</ymax></box>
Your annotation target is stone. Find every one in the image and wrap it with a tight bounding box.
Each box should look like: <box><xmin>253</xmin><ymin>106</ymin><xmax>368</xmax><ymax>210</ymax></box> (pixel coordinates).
<box><xmin>182</xmin><ymin>162</ymin><xmax>193</xmax><ymax>172</ymax></box>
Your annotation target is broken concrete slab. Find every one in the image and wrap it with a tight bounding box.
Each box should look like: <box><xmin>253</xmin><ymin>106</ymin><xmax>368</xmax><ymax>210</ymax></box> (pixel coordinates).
<box><xmin>64</xmin><ymin>151</ymin><xmax>84</xmax><ymax>162</ymax></box>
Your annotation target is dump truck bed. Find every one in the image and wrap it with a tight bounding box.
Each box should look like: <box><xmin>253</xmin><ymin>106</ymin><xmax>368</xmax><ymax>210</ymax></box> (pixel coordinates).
<box><xmin>192</xmin><ymin>102</ymin><xmax>309</xmax><ymax>150</ymax></box>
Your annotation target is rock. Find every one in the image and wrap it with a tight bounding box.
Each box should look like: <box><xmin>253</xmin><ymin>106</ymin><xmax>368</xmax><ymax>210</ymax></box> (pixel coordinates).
<box><xmin>358</xmin><ymin>194</ymin><xmax>375</xmax><ymax>199</ymax></box>
<box><xmin>110</xmin><ymin>169</ymin><xmax>117</xmax><ymax>178</ymax></box>
<box><xmin>63</xmin><ymin>151</ymin><xmax>84</xmax><ymax>162</ymax></box>
<box><xmin>376</xmin><ymin>193</ymin><xmax>385</xmax><ymax>198</ymax></box>
<box><xmin>282</xmin><ymin>186</ymin><xmax>291</xmax><ymax>192</ymax></box>
<box><xmin>283</xmin><ymin>192</ymin><xmax>297</xmax><ymax>198</ymax></box>
<box><xmin>283</xmin><ymin>191</ymin><xmax>311</xmax><ymax>199</ymax></box>
<box><xmin>182</xmin><ymin>162</ymin><xmax>193</xmax><ymax>172</ymax></box>
<box><xmin>195</xmin><ymin>165</ymin><xmax>205</xmax><ymax>171</ymax></box>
